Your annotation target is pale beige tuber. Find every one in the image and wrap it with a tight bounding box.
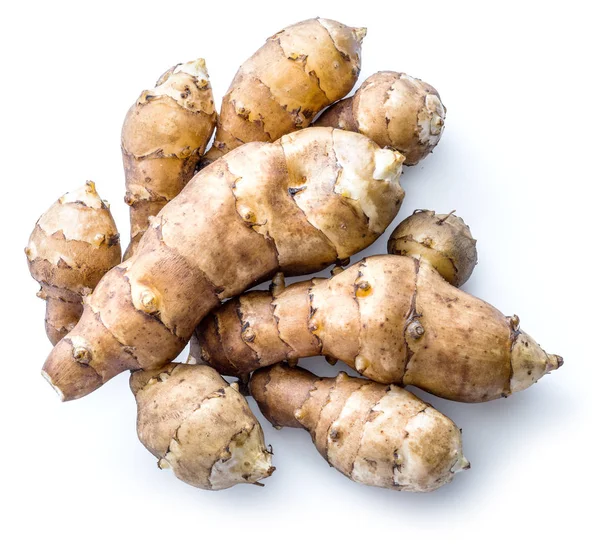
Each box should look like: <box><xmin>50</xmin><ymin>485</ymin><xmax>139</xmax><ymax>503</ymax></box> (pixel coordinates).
<box><xmin>43</xmin><ymin>127</ymin><xmax>405</xmax><ymax>401</ymax></box>
<box><xmin>131</xmin><ymin>358</ymin><xmax>274</xmax><ymax>490</ymax></box>
<box><xmin>26</xmin><ymin>182</ymin><xmax>121</xmax><ymax>345</ymax></box>
<box><xmin>315</xmin><ymin>71</ymin><xmax>446</xmax><ymax>165</ymax></box>
<box><xmin>122</xmin><ymin>58</ymin><xmax>216</xmax><ymax>258</ymax></box>
<box><xmin>251</xmin><ymin>364</ymin><xmax>469</xmax><ymax>491</ymax></box>
<box><xmin>202</xmin><ymin>18</ymin><xmax>365</xmax><ymax>164</ymax></box>
<box><xmin>388</xmin><ymin>210</ymin><xmax>477</xmax><ymax>287</ymax></box>
<box><xmin>193</xmin><ymin>255</ymin><xmax>562</xmax><ymax>403</ymax></box>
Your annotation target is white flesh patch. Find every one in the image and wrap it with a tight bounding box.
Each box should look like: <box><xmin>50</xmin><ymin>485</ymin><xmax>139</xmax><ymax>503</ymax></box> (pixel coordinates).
<box><xmin>151</xmin><ymin>58</ymin><xmax>209</xmax><ymax>112</ymax></box>
<box><xmin>208</xmin><ymin>424</ymin><xmax>273</xmax><ymax>490</ymax></box>
<box><xmin>417</xmin><ymin>92</ymin><xmax>445</xmax><ymax>146</ymax></box>
<box><xmin>332</xmin><ymin>130</ymin><xmax>404</xmax><ymax>233</ymax></box>
<box><xmin>41</xmin><ymin>369</ymin><xmax>65</xmax><ymax>401</ymax></box>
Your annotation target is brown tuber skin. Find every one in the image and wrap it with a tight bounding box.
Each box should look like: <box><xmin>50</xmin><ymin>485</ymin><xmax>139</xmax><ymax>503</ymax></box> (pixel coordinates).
<box><xmin>388</xmin><ymin>210</ymin><xmax>477</xmax><ymax>287</ymax></box>
<box><xmin>131</xmin><ymin>359</ymin><xmax>274</xmax><ymax>490</ymax></box>
<box><xmin>250</xmin><ymin>365</ymin><xmax>469</xmax><ymax>491</ymax></box>
<box><xmin>42</xmin><ymin>127</ymin><xmax>405</xmax><ymax>401</ymax></box>
<box><xmin>201</xmin><ymin>18</ymin><xmax>366</xmax><ymax>165</ymax></box>
<box><xmin>122</xmin><ymin>58</ymin><xmax>216</xmax><ymax>258</ymax></box>
<box><xmin>193</xmin><ymin>255</ymin><xmax>562</xmax><ymax>403</ymax></box>
<box><xmin>26</xmin><ymin>182</ymin><xmax>121</xmax><ymax>345</ymax></box>
<box><xmin>315</xmin><ymin>71</ymin><xmax>446</xmax><ymax>165</ymax></box>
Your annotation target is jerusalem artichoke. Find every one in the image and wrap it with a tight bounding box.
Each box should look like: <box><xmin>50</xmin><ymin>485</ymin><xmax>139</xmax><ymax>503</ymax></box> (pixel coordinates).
<box><xmin>122</xmin><ymin>58</ymin><xmax>216</xmax><ymax>258</ymax></box>
<box><xmin>388</xmin><ymin>210</ymin><xmax>477</xmax><ymax>287</ymax></box>
<box><xmin>202</xmin><ymin>18</ymin><xmax>365</xmax><ymax>164</ymax></box>
<box><xmin>131</xmin><ymin>359</ymin><xmax>274</xmax><ymax>490</ymax></box>
<box><xmin>193</xmin><ymin>255</ymin><xmax>562</xmax><ymax>403</ymax></box>
<box><xmin>26</xmin><ymin>182</ymin><xmax>121</xmax><ymax>345</ymax></box>
<box><xmin>315</xmin><ymin>71</ymin><xmax>445</xmax><ymax>165</ymax></box>
<box><xmin>250</xmin><ymin>364</ymin><xmax>469</xmax><ymax>491</ymax></box>
<box><xmin>43</xmin><ymin>127</ymin><xmax>405</xmax><ymax>401</ymax></box>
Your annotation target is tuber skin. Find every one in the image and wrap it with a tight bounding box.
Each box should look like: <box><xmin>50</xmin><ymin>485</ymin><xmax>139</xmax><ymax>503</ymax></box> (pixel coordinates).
<box><xmin>388</xmin><ymin>210</ymin><xmax>477</xmax><ymax>287</ymax></box>
<box><xmin>42</xmin><ymin>127</ymin><xmax>405</xmax><ymax>401</ymax></box>
<box><xmin>131</xmin><ymin>358</ymin><xmax>274</xmax><ymax>490</ymax></box>
<box><xmin>201</xmin><ymin>18</ymin><xmax>365</xmax><ymax>165</ymax></box>
<box><xmin>122</xmin><ymin>58</ymin><xmax>216</xmax><ymax>258</ymax></box>
<box><xmin>250</xmin><ymin>365</ymin><xmax>469</xmax><ymax>492</ymax></box>
<box><xmin>26</xmin><ymin>182</ymin><xmax>121</xmax><ymax>345</ymax></box>
<box><xmin>193</xmin><ymin>255</ymin><xmax>562</xmax><ymax>403</ymax></box>
<box><xmin>314</xmin><ymin>71</ymin><xmax>446</xmax><ymax>165</ymax></box>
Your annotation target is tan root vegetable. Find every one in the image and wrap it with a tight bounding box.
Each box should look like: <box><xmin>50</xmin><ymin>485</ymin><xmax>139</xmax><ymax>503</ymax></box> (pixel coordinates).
<box><xmin>388</xmin><ymin>210</ymin><xmax>477</xmax><ymax>287</ymax></box>
<box><xmin>122</xmin><ymin>58</ymin><xmax>216</xmax><ymax>258</ymax></box>
<box><xmin>201</xmin><ymin>18</ymin><xmax>365</xmax><ymax>165</ymax></box>
<box><xmin>251</xmin><ymin>365</ymin><xmax>469</xmax><ymax>491</ymax></box>
<box><xmin>43</xmin><ymin>127</ymin><xmax>405</xmax><ymax>401</ymax></box>
<box><xmin>193</xmin><ymin>255</ymin><xmax>562</xmax><ymax>403</ymax></box>
<box><xmin>26</xmin><ymin>182</ymin><xmax>121</xmax><ymax>345</ymax></box>
<box><xmin>131</xmin><ymin>358</ymin><xmax>274</xmax><ymax>490</ymax></box>
<box><xmin>315</xmin><ymin>71</ymin><xmax>446</xmax><ymax>165</ymax></box>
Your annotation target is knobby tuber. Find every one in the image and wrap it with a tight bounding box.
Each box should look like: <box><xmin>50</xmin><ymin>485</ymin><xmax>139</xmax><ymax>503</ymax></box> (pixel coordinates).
<box><xmin>193</xmin><ymin>255</ymin><xmax>562</xmax><ymax>402</ymax></box>
<box><xmin>122</xmin><ymin>58</ymin><xmax>216</xmax><ymax>258</ymax></box>
<box><xmin>388</xmin><ymin>210</ymin><xmax>477</xmax><ymax>287</ymax></box>
<box><xmin>250</xmin><ymin>365</ymin><xmax>469</xmax><ymax>491</ymax></box>
<box><xmin>131</xmin><ymin>358</ymin><xmax>274</xmax><ymax>490</ymax></box>
<box><xmin>315</xmin><ymin>71</ymin><xmax>445</xmax><ymax>165</ymax></box>
<box><xmin>43</xmin><ymin>127</ymin><xmax>405</xmax><ymax>401</ymax></box>
<box><xmin>202</xmin><ymin>18</ymin><xmax>365</xmax><ymax>164</ymax></box>
<box><xmin>26</xmin><ymin>182</ymin><xmax>121</xmax><ymax>345</ymax></box>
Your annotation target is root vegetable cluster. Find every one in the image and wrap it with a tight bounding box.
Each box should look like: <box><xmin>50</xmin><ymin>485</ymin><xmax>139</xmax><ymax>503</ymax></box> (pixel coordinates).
<box><xmin>26</xmin><ymin>17</ymin><xmax>562</xmax><ymax>494</ymax></box>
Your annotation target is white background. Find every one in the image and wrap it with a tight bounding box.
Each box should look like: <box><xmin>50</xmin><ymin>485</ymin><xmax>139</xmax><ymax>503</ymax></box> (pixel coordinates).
<box><xmin>2</xmin><ymin>1</ymin><xmax>598</xmax><ymax>542</ymax></box>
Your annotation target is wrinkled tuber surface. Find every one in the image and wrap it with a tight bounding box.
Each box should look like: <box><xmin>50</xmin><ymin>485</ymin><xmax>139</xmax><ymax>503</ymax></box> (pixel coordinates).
<box><xmin>26</xmin><ymin>182</ymin><xmax>121</xmax><ymax>345</ymax></box>
<box><xmin>315</xmin><ymin>71</ymin><xmax>445</xmax><ymax>165</ymax></box>
<box><xmin>43</xmin><ymin>128</ymin><xmax>405</xmax><ymax>401</ymax></box>
<box><xmin>388</xmin><ymin>210</ymin><xmax>477</xmax><ymax>287</ymax></box>
<box><xmin>122</xmin><ymin>58</ymin><xmax>216</xmax><ymax>257</ymax></box>
<box><xmin>202</xmin><ymin>18</ymin><xmax>365</xmax><ymax>164</ymax></box>
<box><xmin>131</xmin><ymin>361</ymin><xmax>273</xmax><ymax>490</ymax></box>
<box><xmin>251</xmin><ymin>365</ymin><xmax>469</xmax><ymax>491</ymax></box>
<box><xmin>194</xmin><ymin>255</ymin><xmax>562</xmax><ymax>402</ymax></box>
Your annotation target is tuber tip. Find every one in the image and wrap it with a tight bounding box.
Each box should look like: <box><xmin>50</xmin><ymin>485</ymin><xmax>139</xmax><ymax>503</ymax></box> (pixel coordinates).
<box><xmin>452</xmin><ymin>455</ymin><xmax>471</xmax><ymax>474</ymax></box>
<box><xmin>41</xmin><ymin>369</ymin><xmax>65</xmax><ymax>402</ymax></box>
<box><xmin>354</xmin><ymin>26</ymin><xmax>367</xmax><ymax>42</ymax></box>
<box><xmin>549</xmin><ymin>354</ymin><xmax>564</xmax><ymax>371</ymax></box>
<box><xmin>42</xmin><ymin>339</ymin><xmax>104</xmax><ymax>401</ymax></box>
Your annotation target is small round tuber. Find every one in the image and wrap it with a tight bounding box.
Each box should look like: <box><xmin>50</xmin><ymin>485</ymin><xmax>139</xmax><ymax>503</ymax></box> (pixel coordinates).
<box><xmin>315</xmin><ymin>71</ymin><xmax>446</xmax><ymax>165</ymax></box>
<box><xmin>131</xmin><ymin>360</ymin><xmax>274</xmax><ymax>490</ymax></box>
<box><xmin>26</xmin><ymin>182</ymin><xmax>121</xmax><ymax>345</ymax></box>
<box><xmin>387</xmin><ymin>209</ymin><xmax>477</xmax><ymax>287</ymax></box>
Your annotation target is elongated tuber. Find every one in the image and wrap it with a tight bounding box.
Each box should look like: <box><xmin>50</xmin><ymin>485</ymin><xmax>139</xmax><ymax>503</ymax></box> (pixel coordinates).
<box><xmin>43</xmin><ymin>128</ymin><xmax>405</xmax><ymax>401</ymax></box>
<box><xmin>315</xmin><ymin>71</ymin><xmax>445</xmax><ymax>165</ymax></box>
<box><xmin>26</xmin><ymin>182</ymin><xmax>121</xmax><ymax>345</ymax></box>
<box><xmin>250</xmin><ymin>364</ymin><xmax>469</xmax><ymax>491</ymax></box>
<box><xmin>202</xmin><ymin>18</ymin><xmax>365</xmax><ymax>164</ymax></box>
<box><xmin>122</xmin><ymin>58</ymin><xmax>216</xmax><ymax>258</ymax></box>
<box><xmin>193</xmin><ymin>255</ymin><xmax>562</xmax><ymax>402</ymax></box>
<box><xmin>131</xmin><ymin>359</ymin><xmax>274</xmax><ymax>490</ymax></box>
<box><xmin>388</xmin><ymin>210</ymin><xmax>477</xmax><ymax>287</ymax></box>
